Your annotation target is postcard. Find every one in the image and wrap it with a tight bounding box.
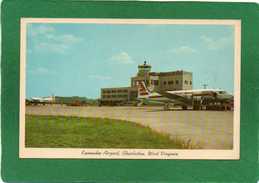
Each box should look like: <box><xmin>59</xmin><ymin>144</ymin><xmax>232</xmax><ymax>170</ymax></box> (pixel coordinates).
<box><xmin>19</xmin><ymin>18</ymin><xmax>241</xmax><ymax>159</ymax></box>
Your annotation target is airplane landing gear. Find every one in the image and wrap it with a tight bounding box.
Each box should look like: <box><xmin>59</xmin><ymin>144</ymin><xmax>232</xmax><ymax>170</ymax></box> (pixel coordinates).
<box><xmin>164</xmin><ymin>103</ymin><xmax>170</xmax><ymax>110</ymax></box>
<box><xmin>136</xmin><ymin>102</ymin><xmax>143</xmax><ymax>107</ymax></box>
<box><xmin>182</xmin><ymin>106</ymin><xmax>187</xmax><ymax>110</ymax></box>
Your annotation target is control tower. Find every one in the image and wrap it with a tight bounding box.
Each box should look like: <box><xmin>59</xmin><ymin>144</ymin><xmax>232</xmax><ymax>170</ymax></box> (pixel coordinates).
<box><xmin>137</xmin><ymin>61</ymin><xmax>152</xmax><ymax>76</ymax></box>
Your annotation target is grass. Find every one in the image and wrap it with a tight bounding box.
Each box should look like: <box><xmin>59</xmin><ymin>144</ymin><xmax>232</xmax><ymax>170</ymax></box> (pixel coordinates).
<box><xmin>25</xmin><ymin>115</ymin><xmax>186</xmax><ymax>149</ymax></box>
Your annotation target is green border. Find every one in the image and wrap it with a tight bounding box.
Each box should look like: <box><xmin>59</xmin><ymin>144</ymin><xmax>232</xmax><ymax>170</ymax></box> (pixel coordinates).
<box><xmin>1</xmin><ymin>0</ymin><xmax>259</xmax><ymax>182</ymax></box>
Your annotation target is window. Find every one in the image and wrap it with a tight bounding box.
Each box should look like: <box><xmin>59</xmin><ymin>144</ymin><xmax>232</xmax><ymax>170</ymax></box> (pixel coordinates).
<box><xmin>185</xmin><ymin>80</ymin><xmax>188</xmax><ymax>84</ymax></box>
<box><xmin>176</xmin><ymin>80</ymin><xmax>179</xmax><ymax>84</ymax></box>
<box><xmin>164</xmin><ymin>81</ymin><xmax>167</xmax><ymax>85</ymax></box>
<box><xmin>168</xmin><ymin>81</ymin><xmax>174</xmax><ymax>85</ymax></box>
<box><xmin>190</xmin><ymin>81</ymin><xmax>192</xmax><ymax>85</ymax></box>
<box><xmin>154</xmin><ymin>80</ymin><xmax>159</xmax><ymax>86</ymax></box>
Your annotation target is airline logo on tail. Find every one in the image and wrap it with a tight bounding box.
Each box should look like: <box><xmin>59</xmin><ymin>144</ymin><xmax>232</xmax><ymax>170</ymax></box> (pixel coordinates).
<box><xmin>136</xmin><ymin>81</ymin><xmax>150</xmax><ymax>98</ymax></box>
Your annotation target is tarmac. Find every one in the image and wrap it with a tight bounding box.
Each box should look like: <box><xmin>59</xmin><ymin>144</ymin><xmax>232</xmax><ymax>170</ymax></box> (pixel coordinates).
<box><xmin>26</xmin><ymin>105</ymin><xmax>234</xmax><ymax>149</ymax></box>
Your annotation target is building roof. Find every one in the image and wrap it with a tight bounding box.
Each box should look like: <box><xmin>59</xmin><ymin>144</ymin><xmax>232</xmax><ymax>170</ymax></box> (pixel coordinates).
<box><xmin>101</xmin><ymin>86</ymin><xmax>132</xmax><ymax>90</ymax></box>
<box><xmin>149</xmin><ymin>70</ymin><xmax>192</xmax><ymax>76</ymax></box>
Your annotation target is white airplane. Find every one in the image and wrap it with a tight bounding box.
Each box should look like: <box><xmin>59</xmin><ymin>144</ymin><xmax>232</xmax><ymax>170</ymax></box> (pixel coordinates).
<box><xmin>29</xmin><ymin>96</ymin><xmax>55</xmax><ymax>105</ymax></box>
<box><xmin>137</xmin><ymin>81</ymin><xmax>233</xmax><ymax>110</ymax></box>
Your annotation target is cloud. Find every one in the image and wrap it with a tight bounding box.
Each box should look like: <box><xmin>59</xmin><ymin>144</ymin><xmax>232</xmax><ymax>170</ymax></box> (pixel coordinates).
<box><xmin>35</xmin><ymin>33</ymin><xmax>82</xmax><ymax>54</ymax></box>
<box><xmin>171</xmin><ymin>46</ymin><xmax>198</xmax><ymax>55</ymax></box>
<box><xmin>60</xmin><ymin>34</ymin><xmax>82</xmax><ymax>44</ymax></box>
<box><xmin>30</xmin><ymin>25</ymin><xmax>55</xmax><ymax>37</ymax></box>
<box><xmin>200</xmin><ymin>35</ymin><xmax>231</xmax><ymax>50</ymax></box>
<box><xmin>88</xmin><ymin>75</ymin><xmax>112</xmax><ymax>80</ymax></box>
<box><xmin>29</xmin><ymin>24</ymin><xmax>83</xmax><ymax>54</ymax></box>
<box><xmin>35</xmin><ymin>42</ymin><xmax>69</xmax><ymax>54</ymax></box>
<box><xmin>45</xmin><ymin>33</ymin><xmax>82</xmax><ymax>44</ymax></box>
<box><xmin>110</xmin><ymin>52</ymin><xmax>134</xmax><ymax>64</ymax></box>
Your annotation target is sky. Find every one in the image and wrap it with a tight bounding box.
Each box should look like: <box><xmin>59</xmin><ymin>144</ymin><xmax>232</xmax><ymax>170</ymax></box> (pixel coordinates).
<box><xmin>26</xmin><ymin>23</ymin><xmax>234</xmax><ymax>99</ymax></box>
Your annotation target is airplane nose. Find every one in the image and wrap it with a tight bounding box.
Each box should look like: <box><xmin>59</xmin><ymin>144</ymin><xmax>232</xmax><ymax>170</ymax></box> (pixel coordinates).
<box><xmin>217</xmin><ymin>94</ymin><xmax>233</xmax><ymax>100</ymax></box>
<box><xmin>225</xmin><ymin>94</ymin><xmax>233</xmax><ymax>100</ymax></box>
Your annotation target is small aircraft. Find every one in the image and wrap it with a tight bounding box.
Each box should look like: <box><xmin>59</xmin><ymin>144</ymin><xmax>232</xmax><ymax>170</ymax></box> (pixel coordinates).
<box><xmin>28</xmin><ymin>96</ymin><xmax>54</xmax><ymax>105</ymax></box>
<box><xmin>137</xmin><ymin>81</ymin><xmax>233</xmax><ymax>110</ymax></box>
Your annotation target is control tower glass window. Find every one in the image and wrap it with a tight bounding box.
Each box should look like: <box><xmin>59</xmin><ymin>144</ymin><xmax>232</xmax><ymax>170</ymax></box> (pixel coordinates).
<box><xmin>138</xmin><ymin>61</ymin><xmax>151</xmax><ymax>76</ymax></box>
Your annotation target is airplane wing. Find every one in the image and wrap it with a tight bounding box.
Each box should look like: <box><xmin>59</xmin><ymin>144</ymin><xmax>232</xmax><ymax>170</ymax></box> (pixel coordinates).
<box><xmin>157</xmin><ymin>91</ymin><xmax>192</xmax><ymax>105</ymax></box>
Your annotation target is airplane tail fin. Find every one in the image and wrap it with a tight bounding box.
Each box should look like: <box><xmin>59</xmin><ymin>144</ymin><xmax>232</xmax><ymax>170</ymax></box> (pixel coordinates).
<box><xmin>136</xmin><ymin>81</ymin><xmax>150</xmax><ymax>98</ymax></box>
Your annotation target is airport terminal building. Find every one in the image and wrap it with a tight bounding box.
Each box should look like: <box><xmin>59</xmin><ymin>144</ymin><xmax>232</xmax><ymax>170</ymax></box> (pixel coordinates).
<box><xmin>100</xmin><ymin>62</ymin><xmax>192</xmax><ymax>105</ymax></box>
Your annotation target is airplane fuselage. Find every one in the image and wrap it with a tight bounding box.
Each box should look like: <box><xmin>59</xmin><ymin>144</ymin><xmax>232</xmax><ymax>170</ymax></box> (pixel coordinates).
<box><xmin>138</xmin><ymin>89</ymin><xmax>233</xmax><ymax>110</ymax></box>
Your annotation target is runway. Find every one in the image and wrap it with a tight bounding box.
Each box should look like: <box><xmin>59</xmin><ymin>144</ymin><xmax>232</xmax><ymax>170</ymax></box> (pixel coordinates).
<box><xmin>26</xmin><ymin>105</ymin><xmax>234</xmax><ymax>149</ymax></box>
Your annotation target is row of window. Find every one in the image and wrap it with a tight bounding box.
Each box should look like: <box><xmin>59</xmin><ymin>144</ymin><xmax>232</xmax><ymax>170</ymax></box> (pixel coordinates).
<box><xmin>151</xmin><ymin>80</ymin><xmax>159</xmax><ymax>86</ymax></box>
<box><xmin>102</xmin><ymin>94</ymin><xmax>128</xmax><ymax>98</ymax></box>
<box><xmin>185</xmin><ymin>80</ymin><xmax>192</xmax><ymax>85</ymax></box>
<box><xmin>102</xmin><ymin>89</ymin><xmax>128</xmax><ymax>94</ymax></box>
<box><xmin>135</xmin><ymin>80</ymin><xmax>192</xmax><ymax>86</ymax></box>
<box><xmin>154</xmin><ymin>80</ymin><xmax>192</xmax><ymax>85</ymax></box>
